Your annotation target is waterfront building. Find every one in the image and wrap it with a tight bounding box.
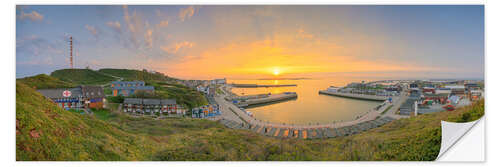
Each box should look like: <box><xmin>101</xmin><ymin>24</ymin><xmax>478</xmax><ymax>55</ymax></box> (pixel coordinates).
<box><xmin>37</xmin><ymin>85</ymin><xmax>105</xmax><ymax>109</ymax></box>
<box><xmin>197</xmin><ymin>85</ymin><xmax>209</xmax><ymax>94</ymax></box>
<box><xmin>469</xmin><ymin>90</ymin><xmax>482</xmax><ymax>101</ymax></box>
<box><xmin>465</xmin><ymin>83</ymin><xmax>481</xmax><ymax>91</ymax></box>
<box><xmin>384</xmin><ymin>86</ymin><xmax>401</xmax><ymax>92</ymax></box>
<box><xmin>211</xmin><ymin>78</ymin><xmax>227</xmax><ymax>85</ymax></box>
<box><xmin>435</xmin><ymin>88</ymin><xmax>452</xmax><ymax>95</ymax></box>
<box><xmin>327</xmin><ymin>86</ymin><xmax>340</xmax><ymax>92</ymax></box>
<box><xmin>110</xmin><ymin>81</ymin><xmax>155</xmax><ymax>96</ymax></box>
<box><xmin>423</xmin><ymin>93</ymin><xmax>449</xmax><ymax>104</ymax></box>
<box><xmin>422</xmin><ymin>87</ymin><xmax>435</xmax><ymax>94</ymax></box>
<box><xmin>347</xmin><ymin>82</ymin><xmax>364</xmax><ymax>88</ymax></box>
<box><xmin>191</xmin><ymin>104</ymin><xmax>221</xmax><ymax>118</ymax></box>
<box><xmin>409</xmin><ymin>82</ymin><xmax>419</xmax><ymax>91</ymax></box>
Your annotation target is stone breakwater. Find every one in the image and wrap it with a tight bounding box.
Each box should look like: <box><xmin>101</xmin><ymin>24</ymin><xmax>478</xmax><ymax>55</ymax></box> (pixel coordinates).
<box><xmin>231</xmin><ymin>83</ymin><xmax>297</xmax><ymax>88</ymax></box>
<box><xmin>235</xmin><ymin>93</ymin><xmax>298</xmax><ymax>108</ymax></box>
<box><xmin>318</xmin><ymin>90</ymin><xmax>389</xmax><ymax>101</ymax></box>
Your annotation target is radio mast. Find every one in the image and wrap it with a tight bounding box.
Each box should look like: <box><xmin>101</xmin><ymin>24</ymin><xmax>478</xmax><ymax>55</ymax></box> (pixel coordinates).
<box><xmin>69</xmin><ymin>36</ymin><xmax>73</xmax><ymax>69</ymax></box>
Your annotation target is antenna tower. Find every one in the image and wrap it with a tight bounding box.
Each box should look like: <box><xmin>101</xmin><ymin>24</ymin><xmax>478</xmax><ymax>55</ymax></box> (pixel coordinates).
<box><xmin>69</xmin><ymin>36</ymin><xmax>73</xmax><ymax>69</ymax></box>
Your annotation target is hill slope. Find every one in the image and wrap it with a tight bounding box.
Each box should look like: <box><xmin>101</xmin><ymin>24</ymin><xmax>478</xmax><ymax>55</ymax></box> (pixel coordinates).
<box><xmin>50</xmin><ymin>69</ymin><xmax>116</xmax><ymax>85</ymax></box>
<box><xmin>98</xmin><ymin>68</ymin><xmax>175</xmax><ymax>82</ymax></box>
<box><xmin>16</xmin><ymin>82</ymin><xmax>160</xmax><ymax>160</ymax></box>
<box><xmin>16</xmin><ymin>74</ymin><xmax>76</xmax><ymax>89</ymax></box>
<box><xmin>16</xmin><ymin>81</ymin><xmax>484</xmax><ymax>160</ymax></box>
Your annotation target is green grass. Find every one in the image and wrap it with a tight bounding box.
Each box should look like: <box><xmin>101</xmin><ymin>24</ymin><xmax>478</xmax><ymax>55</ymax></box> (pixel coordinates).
<box><xmin>16</xmin><ymin>82</ymin><xmax>160</xmax><ymax>160</ymax></box>
<box><xmin>107</xmin><ymin>95</ymin><xmax>125</xmax><ymax>103</ymax></box>
<box><xmin>91</xmin><ymin>108</ymin><xmax>117</xmax><ymax>121</ymax></box>
<box><xmin>146</xmin><ymin>81</ymin><xmax>208</xmax><ymax>109</ymax></box>
<box><xmin>17</xmin><ymin>74</ymin><xmax>76</xmax><ymax>89</ymax></box>
<box><xmin>103</xmin><ymin>86</ymin><xmax>112</xmax><ymax>95</ymax></box>
<box><xmin>50</xmin><ymin>69</ymin><xmax>116</xmax><ymax>85</ymax></box>
<box><xmin>16</xmin><ymin>80</ymin><xmax>484</xmax><ymax>161</ymax></box>
<box><xmin>98</xmin><ymin>68</ymin><xmax>176</xmax><ymax>82</ymax></box>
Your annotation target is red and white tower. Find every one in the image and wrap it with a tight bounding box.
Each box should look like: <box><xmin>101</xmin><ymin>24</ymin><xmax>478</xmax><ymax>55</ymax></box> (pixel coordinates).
<box><xmin>69</xmin><ymin>36</ymin><xmax>73</xmax><ymax>69</ymax></box>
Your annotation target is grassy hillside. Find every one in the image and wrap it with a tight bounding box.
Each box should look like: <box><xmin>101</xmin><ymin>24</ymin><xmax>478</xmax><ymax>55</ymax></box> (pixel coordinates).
<box><xmin>16</xmin><ymin>82</ymin><xmax>160</xmax><ymax>160</ymax></box>
<box><xmin>16</xmin><ymin>74</ymin><xmax>76</xmax><ymax>89</ymax></box>
<box><xmin>145</xmin><ymin>81</ymin><xmax>208</xmax><ymax>109</ymax></box>
<box><xmin>50</xmin><ymin>69</ymin><xmax>116</xmax><ymax>85</ymax></box>
<box><xmin>46</xmin><ymin>68</ymin><xmax>206</xmax><ymax>109</ymax></box>
<box><xmin>98</xmin><ymin>68</ymin><xmax>176</xmax><ymax>82</ymax></box>
<box><xmin>16</xmin><ymin>81</ymin><xmax>484</xmax><ymax>161</ymax></box>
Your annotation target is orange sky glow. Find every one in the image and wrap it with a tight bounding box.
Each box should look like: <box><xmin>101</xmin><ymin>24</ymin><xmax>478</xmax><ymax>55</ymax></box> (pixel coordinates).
<box><xmin>156</xmin><ymin>32</ymin><xmax>445</xmax><ymax>79</ymax></box>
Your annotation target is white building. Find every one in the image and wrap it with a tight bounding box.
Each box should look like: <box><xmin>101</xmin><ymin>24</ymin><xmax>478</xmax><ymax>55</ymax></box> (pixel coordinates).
<box><xmin>211</xmin><ymin>78</ymin><xmax>227</xmax><ymax>85</ymax></box>
<box><xmin>435</xmin><ymin>88</ymin><xmax>452</xmax><ymax>94</ymax></box>
<box><xmin>327</xmin><ymin>86</ymin><xmax>340</xmax><ymax>92</ymax></box>
<box><xmin>444</xmin><ymin>85</ymin><xmax>465</xmax><ymax>89</ymax></box>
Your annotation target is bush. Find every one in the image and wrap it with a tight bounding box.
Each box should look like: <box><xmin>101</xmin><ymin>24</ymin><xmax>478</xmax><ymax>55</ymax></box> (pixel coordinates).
<box><xmin>107</xmin><ymin>95</ymin><xmax>125</xmax><ymax>103</ymax></box>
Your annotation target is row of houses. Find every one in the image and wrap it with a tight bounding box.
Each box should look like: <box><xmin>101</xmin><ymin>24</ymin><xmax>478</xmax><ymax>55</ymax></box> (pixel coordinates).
<box><xmin>37</xmin><ymin>85</ymin><xmax>105</xmax><ymax>109</ymax></box>
<box><xmin>122</xmin><ymin>98</ymin><xmax>183</xmax><ymax>114</ymax></box>
<box><xmin>110</xmin><ymin>81</ymin><xmax>155</xmax><ymax>96</ymax></box>
<box><xmin>37</xmin><ymin>80</ymin><xmax>190</xmax><ymax>117</ymax></box>
<box><xmin>191</xmin><ymin>104</ymin><xmax>221</xmax><ymax>118</ymax></box>
<box><xmin>399</xmin><ymin>83</ymin><xmax>479</xmax><ymax>116</ymax></box>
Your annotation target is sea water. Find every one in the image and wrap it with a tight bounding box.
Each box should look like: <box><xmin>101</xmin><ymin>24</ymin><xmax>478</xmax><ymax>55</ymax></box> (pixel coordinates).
<box><xmin>228</xmin><ymin>78</ymin><xmax>381</xmax><ymax>125</ymax></box>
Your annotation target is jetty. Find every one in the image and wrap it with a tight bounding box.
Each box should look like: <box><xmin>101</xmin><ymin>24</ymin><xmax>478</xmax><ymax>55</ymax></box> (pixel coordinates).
<box><xmin>235</xmin><ymin>92</ymin><xmax>298</xmax><ymax>108</ymax></box>
<box><xmin>318</xmin><ymin>90</ymin><xmax>389</xmax><ymax>101</ymax></box>
<box><xmin>231</xmin><ymin>83</ymin><xmax>297</xmax><ymax>88</ymax></box>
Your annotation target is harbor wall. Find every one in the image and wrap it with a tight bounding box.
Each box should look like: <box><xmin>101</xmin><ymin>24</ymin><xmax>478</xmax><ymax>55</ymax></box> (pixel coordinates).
<box><xmin>319</xmin><ymin>90</ymin><xmax>388</xmax><ymax>101</ymax></box>
<box><xmin>231</xmin><ymin>84</ymin><xmax>297</xmax><ymax>88</ymax></box>
<box><xmin>237</xmin><ymin>93</ymin><xmax>298</xmax><ymax>107</ymax></box>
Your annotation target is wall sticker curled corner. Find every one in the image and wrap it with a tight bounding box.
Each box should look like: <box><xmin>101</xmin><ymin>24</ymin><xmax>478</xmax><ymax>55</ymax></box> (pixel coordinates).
<box><xmin>436</xmin><ymin>117</ymin><xmax>483</xmax><ymax>160</ymax></box>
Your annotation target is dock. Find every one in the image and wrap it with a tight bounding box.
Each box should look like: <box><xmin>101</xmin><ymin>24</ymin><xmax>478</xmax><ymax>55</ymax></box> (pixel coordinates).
<box><xmin>236</xmin><ymin>92</ymin><xmax>298</xmax><ymax>108</ymax></box>
<box><xmin>231</xmin><ymin>84</ymin><xmax>297</xmax><ymax>88</ymax></box>
<box><xmin>319</xmin><ymin>90</ymin><xmax>388</xmax><ymax>101</ymax></box>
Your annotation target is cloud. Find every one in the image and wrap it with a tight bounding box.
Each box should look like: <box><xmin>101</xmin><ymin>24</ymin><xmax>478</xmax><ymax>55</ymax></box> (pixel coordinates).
<box><xmin>85</xmin><ymin>25</ymin><xmax>100</xmax><ymax>39</ymax></box>
<box><xmin>161</xmin><ymin>41</ymin><xmax>195</xmax><ymax>54</ymax></box>
<box><xmin>16</xmin><ymin>35</ymin><xmax>64</xmax><ymax>66</ymax></box>
<box><xmin>158</xmin><ymin>20</ymin><xmax>169</xmax><ymax>27</ymax></box>
<box><xmin>144</xmin><ymin>29</ymin><xmax>153</xmax><ymax>48</ymax></box>
<box><xmin>296</xmin><ymin>28</ymin><xmax>314</xmax><ymax>39</ymax></box>
<box><xmin>17</xmin><ymin>9</ymin><xmax>44</xmax><ymax>22</ymax></box>
<box><xmin>178</xmin><ymin>6</ymin><xmax>198</xmax><ymax>22</ymax></box>
<box><xmin>106</xmin><ymin>21</ymin><xmax>121</xmax><ymax>33</ymax></box>
<box><xmin>122</xmin><ymin>5</ymin><xmax>147</xmax><ymax>49</ymax></box>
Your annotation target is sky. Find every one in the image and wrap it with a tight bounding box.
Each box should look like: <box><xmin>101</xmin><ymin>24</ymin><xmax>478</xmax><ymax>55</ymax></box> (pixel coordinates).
<box><xmin>16</xmin><ymin>5</ymin><xmax>484</xmax><ymax>80</ymax></box>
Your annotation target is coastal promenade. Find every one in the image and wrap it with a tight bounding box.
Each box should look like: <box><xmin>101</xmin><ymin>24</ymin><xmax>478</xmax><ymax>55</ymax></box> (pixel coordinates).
<box><xmin>214</xmin><ymin>85</ymin><xmax>408</xmax><ymax>132</ymax></box>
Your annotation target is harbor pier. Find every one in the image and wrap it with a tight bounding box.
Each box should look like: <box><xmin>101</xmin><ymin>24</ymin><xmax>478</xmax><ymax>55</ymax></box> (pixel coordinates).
<box><xmin>318</xmin><ymin>90</ymin><xmax>389</xmax><ymax>101</ymax></box>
